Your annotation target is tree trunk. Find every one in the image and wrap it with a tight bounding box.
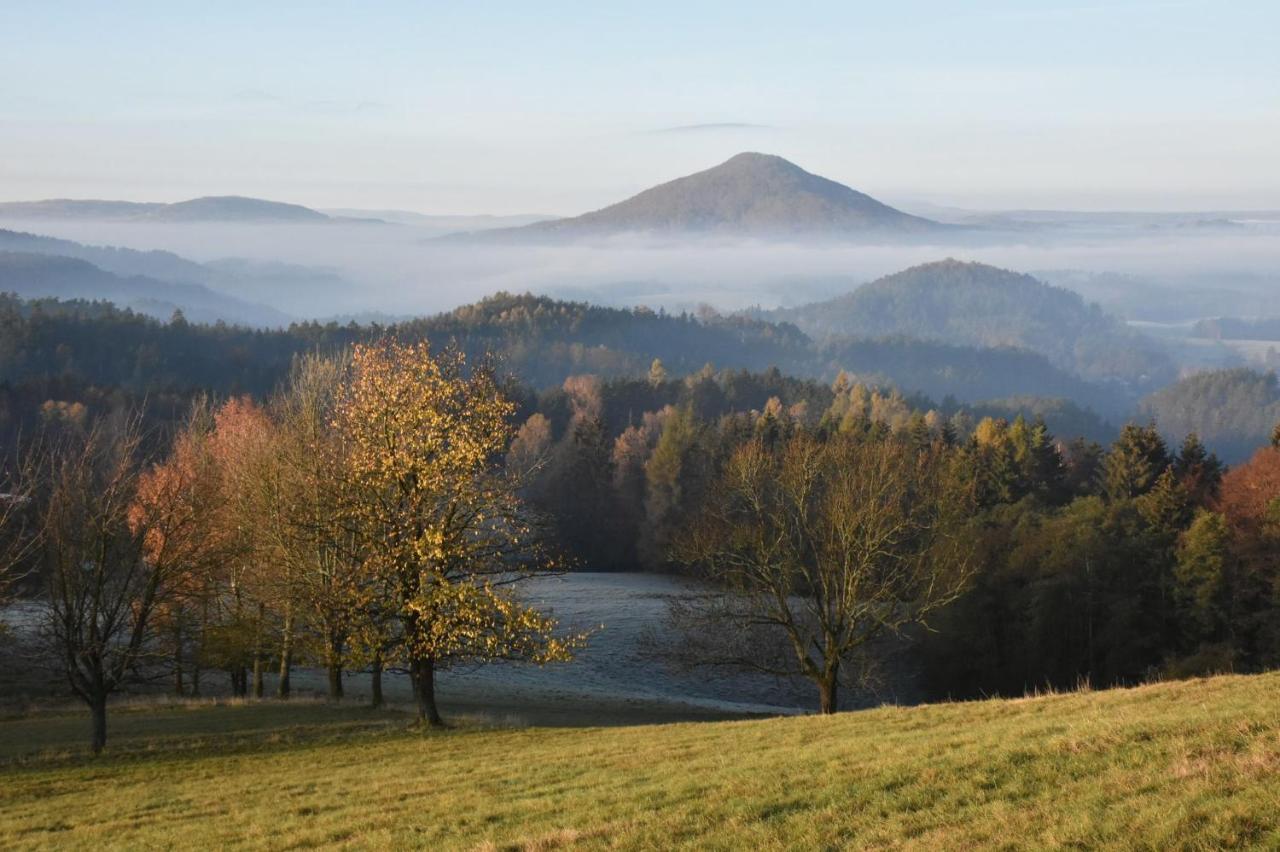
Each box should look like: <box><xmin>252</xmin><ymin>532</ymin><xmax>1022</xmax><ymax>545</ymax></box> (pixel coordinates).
<box><xmin>252</xmin><ymin>602</ymin><xmax>264</xmax><ymax>698</ymax></box>
<box><xmin>412</xmin><ymin>656</ymin><xmax>443</xmax><ymax>726</ymax></box>
<box><xmin>327</xmin><ymin>663</ymin><xmax>343</xmax><ymax>701</ymax></box>
<box><xmin>277</xmin><ymin>609</ymin><xmax>293</xmax><ymax>699</ymax></box>
<box><xmin>818</xmin><ymin>672</ymin><xmax>838</xmax><ymax>715</ymax></box>
<box><xmin>173</xmin><ymin>628</ymin><xmax>185</xmax><ymax>696</ymax></box>
<box><xmin>193</xmin><ymin>595</ymin><xmax>208</xmax><ymax>697</ymax></box>
<box><xmin>370</xmin><ymin>654</ymin><xmax>383</xmax><ymax>709</ymax></box>
<box><xmin>89</xmin><ymin>695</ymin><xmax>108</xmax><ymax>755</ymax></box>
<box><xmin>326</xmin><ymin>632</ymin><xmax>344</xmax><ymax>700</ymax></box>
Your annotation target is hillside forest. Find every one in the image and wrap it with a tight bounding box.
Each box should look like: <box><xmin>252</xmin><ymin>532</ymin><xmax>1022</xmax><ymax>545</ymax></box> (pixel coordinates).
<box><xmin>3</xmin><ymin>304</ymin><xmax>1279</xmax><ymax>749</ymax></box>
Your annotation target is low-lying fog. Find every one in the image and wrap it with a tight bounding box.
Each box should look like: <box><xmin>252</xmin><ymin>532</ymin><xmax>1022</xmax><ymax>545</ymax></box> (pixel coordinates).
<box><xmin>3</xmin><ymin>216</ymin><xmax>1278</xmax><ymax>324</ymax></box>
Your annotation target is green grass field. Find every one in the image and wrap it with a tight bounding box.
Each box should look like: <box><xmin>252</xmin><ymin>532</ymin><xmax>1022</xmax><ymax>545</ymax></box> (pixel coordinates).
<box><xmin>1</xmin><ymin>673</ymin><xmax>1278</xmax><ymax>850</ymax></box>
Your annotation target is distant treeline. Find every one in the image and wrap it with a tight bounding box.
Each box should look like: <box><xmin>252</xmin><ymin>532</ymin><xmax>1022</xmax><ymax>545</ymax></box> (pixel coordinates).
<box><xmin>1141</xmin><ymin>368</ymin><xmax>1280</xmax><ymax>462</ymax></box>
<box><xmin>9</xmin><ymin>290</ymin><xmax>1280</xmax><ymax>462</ymax></box>
<box><xmin>513</xmin><ymin>374</ymin><xmax>1280</xmax><ymax>698</ymax></box>
<box><xmin>1193</xmin><ymin>316</ymin><xmax>1280</xmax><ymax>341</ymax></box>
<box><xmin>0</xmin><ymin>291</ymin><xmax>1119</xmax><ymax>448</ymax></box>
<box><xmin>4</xmin><ymin>296</ymin><xmax>1280</xmax><ymax>709</ymax></box>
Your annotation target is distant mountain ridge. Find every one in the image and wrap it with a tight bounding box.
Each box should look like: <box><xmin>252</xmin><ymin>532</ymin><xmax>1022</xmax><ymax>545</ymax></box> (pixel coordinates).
<box><xmin>0</xmin><ymin>251</ymin><xmax>290</xmax><ymax>326</ymax></box>
<box><xmin>0</xmin><ymin>227</ymin><xmax>362</xmax><ymax>322</ymax></box>
<box><xmin>0</xmin><ymin>227</ymin><xmax>217</xmax><ymax>284</ymax></box>
<box><xmin>0</xmin><ymin>195</ymin><xmax>342</xmax><ymax>223</ymax></box>
<box><xmin>321</xmin><ymin>209</ymin><xmax>553</xmax><ymax>230</ymax></box>
<box><xmin>448</xmin><ymin>153</ymin><xmax>942</xmax><ymax>242</ymax></box>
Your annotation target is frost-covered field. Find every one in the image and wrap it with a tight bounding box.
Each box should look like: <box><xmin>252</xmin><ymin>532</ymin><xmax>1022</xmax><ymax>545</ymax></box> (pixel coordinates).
<box><xmin>1</xmin><ymin>573</ymin><xmax>822</xmax><ymax>724</ymax></box>
<box><xmin>434</xmin><ymin>572</ymin><xmax>814</xmax><ymax>717</ymax></box>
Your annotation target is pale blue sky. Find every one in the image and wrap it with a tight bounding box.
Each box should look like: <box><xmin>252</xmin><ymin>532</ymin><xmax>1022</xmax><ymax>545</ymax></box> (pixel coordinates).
<box><xmin>3</xmin><ymin>1</ymin><xmax>1278</xmax><ymax>212</ymax></box>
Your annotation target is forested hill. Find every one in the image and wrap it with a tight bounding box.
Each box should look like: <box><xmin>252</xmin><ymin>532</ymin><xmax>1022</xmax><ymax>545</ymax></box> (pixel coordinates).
<box><xmin>1141</xmin><ymin>368</ymin><xmax>1280</xmax><ymax>461</ymax></box>
<box><xmin>1192</xmin><ymin>316</ymin><xmax>1280</xmax><ymax>341</ymax></box>
<box><xmin>0</xmin><ymin>252</ymin><xmax>289</xmax><ymax>328</ymax></box>
<box><xmin>757</xmin><ymin>259</ymin><xmax>1175</xmax><ymax>389</ymax></box>
<box><xmin>0</xmin><ymin>228</ymin><xmax>216</xmax><ymax>285</ymax></box>
<box><xmin>0</xmin><ymin>291</ymin><xmax>1122</xmax><ymax>414</ymax></box>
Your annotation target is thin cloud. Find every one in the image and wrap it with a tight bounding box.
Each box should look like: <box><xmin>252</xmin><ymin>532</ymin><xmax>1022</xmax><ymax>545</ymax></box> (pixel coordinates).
<box><xmin>992</xmin><ymin>1</ymin><xmax>1198</xmax><ymax>20</ymax></box>
<box><xmin>230</xmin><ymin>90</ymin><xmax>387</xmax><ymax>114</ymax></box>
<box><xmin>646</xmin><ymin>122</ymin><xmax>775</xmax><ymax>134</ymax></box>
<box><xmin>301</xmin><ymin>99</ymin><xmax>387</xmax><ymax>115</ymax></box>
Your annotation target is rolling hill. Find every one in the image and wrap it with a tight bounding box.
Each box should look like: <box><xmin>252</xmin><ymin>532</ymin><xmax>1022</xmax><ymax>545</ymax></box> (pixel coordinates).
<box><xmin>0</xmin><ymin>195</ymin><xmax>337</xmax><ymax>224</ymax></box>
<box><xmin>759</xmin><ymin>259</ymin><xmax>1176</xmax><ymax>389</ymax></box>
<box><xmin>2</xmin><ymin>672</ymin><xmax>1276</xmax><ymax>847</ymax></box>
<box><xmin>1141</xmin><ymin>368</ymin><xmax>1280</xmax><ymax>461</ymax></box>
<box><xmin>0</xmin><ymin>228</ymin><xmax>361</xmax><ymax>322</ymax></box>
<box><xmin>0</xmin><ymin>251</ymin><xmax>289</xmax><ymax>327</ymax></box>
<box><xmin>0</xmin><ymin>228</ymin><xmax>218</xmax><ymax>284</ymax></box>
<box><xmin>0</xmin><ymin>286</ymin><xmax>1126</xmax><ymax>420</ymax></box>
<box><xmin>452</xmin><ymin>152</ymin><xmax>942</xmax><ymax>242</ymax></box>
<box><xmin>321</xmin><ymin>208</ymin><xmax>553</xmax><ymax>230</ymax></box>
<box><xmin>144</xmin><ymin>195</ymin><xmax>329</xmax><ymax>223</ymax></box>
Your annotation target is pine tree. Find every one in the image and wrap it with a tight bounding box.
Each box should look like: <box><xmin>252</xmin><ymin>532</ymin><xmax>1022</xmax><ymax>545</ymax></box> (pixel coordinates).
<box><xmin>1173</xmin><ymin>432</ymin><xmax>1224</xmax><ymax>506</ymax></box>
<box><xmin>643</xmin><ymin>405</ymin><xmax>707</xmax><ymax>569</ymax></box>
<box><xmin>1026</xmin><ymin>417</ymin><xmax>1066</xmax><ymax>501</ymax></box>
<box><xmin>939</xmin><ymin>417</ymin><xmax>958</xmax><ymax>447</ymax></box>
<box><xmin>1174</xmin><ymin>511</ymin><xmax>1231</xmax><ymax>643</ymax></box>
<box><xmin>1138</xmin><ymin>467</ymin><xmax>1193</xmax><ymax>536</ymax></box>
<box><xmin>1063</xmin><ymin>437</ymin><xmax>1104</xmax><ymax>497</ymax></box>
<box><xmin>904</xmin><ymin>411</ymin><xmax>932</xmax><ymax>451</ymax></box>
<box><xmin>1102</xmin><ymin>423</ymin><xmax>1170</xmax><ymax>501</ymax></box>
<box><xmin>972</xmin><ymin>417</ymin><xmax>1019</xmax><ymax>504</ymax></box>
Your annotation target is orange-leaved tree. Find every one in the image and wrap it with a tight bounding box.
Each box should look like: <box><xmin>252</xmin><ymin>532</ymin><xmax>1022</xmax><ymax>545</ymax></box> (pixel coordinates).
<box><xmin>132</xmin><ymin>401</ymin><xmax>231</xmax><ymax>696</ymax></box>
<box><xmin>207</xmin><ymin>395</ymin><xmax>283</xmax><ymax>697</ymax></box>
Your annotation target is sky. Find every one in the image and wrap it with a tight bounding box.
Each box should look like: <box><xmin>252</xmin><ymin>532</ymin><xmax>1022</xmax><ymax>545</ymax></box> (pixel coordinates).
<box><xmin>3</xmin><ymin>1</ymin><xmax>1278</xmax><ymax>214</ymax></box>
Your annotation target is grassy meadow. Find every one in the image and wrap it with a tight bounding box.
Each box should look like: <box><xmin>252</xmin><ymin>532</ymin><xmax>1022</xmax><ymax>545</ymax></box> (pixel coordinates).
<box><xmin>1</xmin><ymin>672</ymin><xmax>1278</xmax><ymax>850</ymax></box>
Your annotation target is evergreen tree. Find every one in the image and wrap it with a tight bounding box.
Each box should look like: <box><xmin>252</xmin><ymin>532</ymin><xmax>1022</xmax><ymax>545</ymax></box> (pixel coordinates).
<box><xmin>1027</xmin><ymin>417</ymin><xmax>1067</xmax><ymax>502</ymax></box>
<box><xmin>1174</xmin><ymin>511</ymin><xmax>1232</xmax><ymax>646</ymax></box>
<box><xmin>971</xmin><ymin>417</ymin><xmax>1019</xmax><ymax>505</ymax></box>
<box><xmin>1063</xmin><ymin>438</ymin><xmax>1104</xmax><ymax>498</ymax></box>
<box><xmin>643</xmin><ymin>405</ymin><xmax>708</xmax><ymax>569</ymax></box>
<box><xmin>939</xmin><ymin>416</ymin><xmax>958</xmax><ymax>447</ymax></box>
<box><xmin>904</xmin><ymin>411</ymin><xmax>932</xmax><ymax>451</ymax></box>
<box><xmin>1173</xmin><ymin>432</ymin><xmax>1224</xmax><ymax>506</ymax></box>
<box><xmin>545</xmin><ymin>414</ymin><xmax>620</xmax><ymax>567</ymax></box>
<box><xmin>1102</xmin><ymin>423</ymin><xmax>1170</xmax><ymax>501</ymax></box>
<box><xmin>1138</xmin><ymin>468</ymin><xmax>1194</xmax><ymax>537</ymax></box>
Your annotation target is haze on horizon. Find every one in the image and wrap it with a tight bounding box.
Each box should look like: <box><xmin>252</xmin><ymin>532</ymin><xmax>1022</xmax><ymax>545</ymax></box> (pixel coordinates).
<box><xmin>4</xmin><ymin>1</ymin><xmax>1279</xmax><ymax>215</ymax></box>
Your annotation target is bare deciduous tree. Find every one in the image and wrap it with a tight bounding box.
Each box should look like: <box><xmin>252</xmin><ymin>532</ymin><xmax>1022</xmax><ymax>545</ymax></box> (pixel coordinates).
<box><xmin>667</xmin><ymin>433</ymin><xmax>974</xmax><ymax>713</ymax></box>
<box><xmin>0</xmin><ymin>445</ymin><xmax>41</xmax><ymax>622</ymax></box>
<box><xmin>38</xmin><ymin>416</ymin><xmax>193</xmax><ymax>753</ymax></box>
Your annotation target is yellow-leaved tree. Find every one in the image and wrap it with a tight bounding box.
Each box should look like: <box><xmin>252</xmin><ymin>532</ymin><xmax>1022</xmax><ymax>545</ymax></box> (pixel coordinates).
<box><xmin>336</xmin><ymin>340</ymin><xmax>582</xmax><ymax>725</ymax></box>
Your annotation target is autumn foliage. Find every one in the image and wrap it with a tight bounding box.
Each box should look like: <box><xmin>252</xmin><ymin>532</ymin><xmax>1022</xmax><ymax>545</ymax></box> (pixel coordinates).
<box><xmin>336</xmin><ymin>341</ymin><xmax>581</xmax><ymax>724</ymax></box>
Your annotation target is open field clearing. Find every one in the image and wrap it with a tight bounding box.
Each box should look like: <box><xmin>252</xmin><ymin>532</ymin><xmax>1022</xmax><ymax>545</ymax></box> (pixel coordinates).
<box><xmin>0</xmin><ymin>573</ymin><xmax>820</xmax><ymax>724</ymax></box>
<box><xmin>1</xmin><ymin>672</ymin><xmax>1277</xmax><ymax>850</ymax></box>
